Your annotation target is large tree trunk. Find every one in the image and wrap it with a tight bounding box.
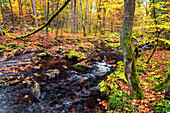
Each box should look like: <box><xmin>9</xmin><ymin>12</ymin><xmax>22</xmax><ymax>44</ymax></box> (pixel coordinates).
<box><xmin>120</xmin><ymin>0</ymin><xmax>144</xmax><ymax>99</ymax></box>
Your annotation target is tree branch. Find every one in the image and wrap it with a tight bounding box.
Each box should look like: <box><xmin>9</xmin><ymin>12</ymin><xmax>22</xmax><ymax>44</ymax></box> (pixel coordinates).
<box><xmin>2</xmin><ymin>0</ymin><xmax>71</xmax><ymax>39</ymax></box>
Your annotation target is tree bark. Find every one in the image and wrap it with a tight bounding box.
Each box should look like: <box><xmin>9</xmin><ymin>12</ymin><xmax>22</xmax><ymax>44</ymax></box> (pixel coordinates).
<box><xmin>55</xmin><ymin>0</ymin><xmax>59</xmax><ymax>39</ymax></box>
<box><xmin>71</xmin><ymin>0</ymin><xmax>74</xmax><ymax>33</ymax></box>
<box><xmin>84</xmin><ymin>0</ymin><xmax>88</xmax><ymax>36</ymax></box>
<box><xmin>102</xmin><ymin>8</ymin><xmax>106</xmax><ymax>35</ymax></box>
<box><xmin>120</xmin><ymin>0</ymin><xmax>144</xmax><ymax>99</ymax></box>
<box><xmin>74</xmin><ymin>0</ymin><xmax>77</xmax><ymax>33</ymax></box>
<box><xmin>31</xmin><ymin>0</ymin><xmax>38</xmax><ymax>28</ymax></box>
<box><xmin>46</xmin><ymin>0</ymin><xmax>50</xmax><ymax>36</ymax></box>
<box><xmin>0</xmin><ymin>0</ymin><xmax>5</xmax><ymax>24</ymax></box>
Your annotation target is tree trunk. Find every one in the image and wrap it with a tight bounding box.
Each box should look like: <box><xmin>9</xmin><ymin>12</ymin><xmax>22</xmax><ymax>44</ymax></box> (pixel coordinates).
<box><xmin>80</xmin><ymin>0</ymin><xmax>84</xmax><ymax>34</ymax></box>
<box><xmin>31</xmin><ymin>0</ymin><xmax>38</xmax><ymax>28</ymax></box>
<box><xmin>46</xmin><ymin>0</ymin><xmax>50</xmax><ymax>36</ymax></box>
<box><xmin>120</xmin><ymin>0</ymin><xmax>144</xmax><ymax>99</ymax></box>
<box><xmin>84</xmin><ymin>0</ymin><xmax>88</xmax><ymax>36</ymax></box>
<box><xmin>74</xmin><ymin>0</ymin><xmax>77</xmax><ymax>33</ymax></box>
<box><xmin>0</xmin><ymin>0</ymin><xmax>5</xmax><ymax>24</ymax></box>
<box><xmin>71</xmin><ymin>0</ymin><xmax>74</xmax><ymax>33</ymax></box>
<box><xmin>51</xmin><ymin>4</ymin><xmax>54</xmax><ymax>32</ymax></box>
<box><xmin>102</xmin><ymin>8</ymin><xmax>106</xmax><ymax>35</ymax></box>
<box><xmin>95</xmin><ymin>0</ymin><xmax>99</xmax><ymax>36</ymax></box>
<box><xmin>55</xmin><ymin>0</ymin><xmax>59</xmax><ymax>39</ymax></box>
<box><xmin>9</xmin><ymin>0</ymin><xmax>14</xmax><ymax>25</ymax></box>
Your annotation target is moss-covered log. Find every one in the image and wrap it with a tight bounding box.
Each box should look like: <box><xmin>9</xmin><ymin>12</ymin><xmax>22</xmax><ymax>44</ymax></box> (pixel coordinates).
<box><xmin>2</xmin><ymin>0</ymin><xmax>71</xmax><ymax>39</ymax></box>
<box><xmin>150</xmin><ymin>72</ymin><xmax>170</xmax><ymax>92</ymax></box>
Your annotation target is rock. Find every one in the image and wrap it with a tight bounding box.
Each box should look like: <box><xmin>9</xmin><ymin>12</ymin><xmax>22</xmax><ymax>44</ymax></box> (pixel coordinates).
<box><xmin>13</xmin><ymin>49</ymin><xmax>22</xmax><ymax>56</ymax></box>
<box><xmin>142</xmin><ymin>45</ymin><xmax>152</xmax><ymax>51</ymax></box>
<box><xmin>73</xmin><ymin>63</ymin><xmax>88</xmax><ymax>71</ymax></box>
<box><xmin>34</xmin><ymin>42</ymin><xmax>43</xmax><ymax>47</ymax></box>
<box><xmin>31</xmin><ymin>82</ymin><xmax>41</xmax><ymax>100</ymax></box>
<box><xmin>37</xmin><ymin>51</ymin><xmax>51</xmax><ymax>57</ymax></box>
<box><xmin>68</xmin><ymin>50</ymin><xmax>80</xmax><ymax>60</ymax></box>
<box><xmin>0</xmin><ymin>45</ymin><xmax>5</xmax><ymax>49</ymax></box>
<box><xmin>33</xmin><ymin>66</ymin><xmax>41</xmax><ymax>70</ymax></box>
<box><xmin>6</xmin><ymin>43</ymin><xmax>16</xmax><ymax>47</ymax></box>
<box><xmin>0</xmin><ymin>50</ymin><xmax>3</xmax><ymax>55</ymax></box>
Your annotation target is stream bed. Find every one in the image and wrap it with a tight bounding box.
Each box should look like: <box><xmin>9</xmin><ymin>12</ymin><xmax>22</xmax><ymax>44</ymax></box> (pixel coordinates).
<box><xmin>0</xmin><ymin>51</ymin><xmax>122</xmax><ymax>113</ymax></box>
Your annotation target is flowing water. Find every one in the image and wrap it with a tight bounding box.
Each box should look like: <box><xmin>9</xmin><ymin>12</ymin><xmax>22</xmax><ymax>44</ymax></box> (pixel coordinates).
<box><xmin>0</xmin><ymin>50</ymin><xmax>122</xmax><ymax>113</ymax></box>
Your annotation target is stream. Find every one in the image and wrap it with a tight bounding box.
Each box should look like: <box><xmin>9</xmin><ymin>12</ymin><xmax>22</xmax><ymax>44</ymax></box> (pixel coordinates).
<box><xmin>0</xmin><ymin>50</ymin><xmax>123</xmax><ymax>113</ymax></box>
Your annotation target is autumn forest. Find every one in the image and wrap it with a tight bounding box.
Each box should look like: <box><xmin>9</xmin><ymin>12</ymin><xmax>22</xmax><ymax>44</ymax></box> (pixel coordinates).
<box><xmin>0</xmin><ymin>0</ymin><xmax>169</xmax><ymax>112</ymax></box>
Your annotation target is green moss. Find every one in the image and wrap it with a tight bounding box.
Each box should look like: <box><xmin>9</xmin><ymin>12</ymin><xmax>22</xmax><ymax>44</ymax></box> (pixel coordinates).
<box><xmin>68</xmin><ymin>50</ymin><xmax>80</xmax><ymax>59</ymax></box>
<box><xmin>5</xmin><ymin>47</ymin><xmax>12</xmax><ymax>52</ymax></box>
<box><xmin>0</xmin><ymin>45</ymin><xmax>5</xmax><ymax>49</ymax></box>
<box><xmin>0</xmin><ymin>50</ymin><xmax>3</xmax><ymax>55</ymax></box>
<box><xmin>150</xmin><ymin>72</ymin><xmax>170</xmax><ymax>92</ymax></box>
<box><xmin>34</xmin><ymin>42</ymin><xmax>43</xmax><ymax>47</ymax></box>
<box><xmin>38</xmin><ymin>51</ymin><xmax>51</xmax><ymax>57</ymax></box>
<box><xmin>73</xmin><ymin>63</ymin><xmax>88</xmax><ymax>71</ymax></box>
<box><xmin>6</xmin><ymin>43</ymin><xmax>16</xmax><ymax>47</ymax></box>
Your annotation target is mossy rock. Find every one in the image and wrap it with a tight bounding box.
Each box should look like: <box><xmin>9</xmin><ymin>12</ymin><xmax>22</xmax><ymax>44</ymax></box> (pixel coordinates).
<box><xmin>13</xmin><ymin>49</ymin><xmax>22</xmax><ymax>56</ymax></box>
<box><xmin>73</xmin><ymin>63</ymin><xmax>88</xmax><ymax>71</ymax></box>
<box><xmin>0</xmin><ymin>45</ymin><xmax>5</xmax><ymax>49</ymax></box>
<box><xmin>6</xmin><ymin>43</ymin><xmax>16</xmax><ymax>47</ymax></box>
<box><xmin>5</xmin><ymin>47</ymin><xmax>12</xmax><ymax>52</ymax></box>
<box><xmin>38</xmin><ymin>51</ymin><xmax>51</xmax><ymax>57</ymax></box>
<box><xmin>0</xmin><ymin>50</ymin><xmax>3</xmax><ymax>55</ymax></box>
<box><xmin>69</xmin><ymin>51</ymin><xmax>80</xmax><ymax>59</ymax></box>
<box><xmin>34</xmin><ymin>42</ymin><xmax>43</xmax><ymax>47</ymax></box>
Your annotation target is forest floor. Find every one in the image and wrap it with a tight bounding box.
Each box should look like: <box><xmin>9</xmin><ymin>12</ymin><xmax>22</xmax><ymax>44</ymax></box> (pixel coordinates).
<box><xmin>0</xmin><ymin>30</ymin><xmax>169</xmax><ymax>112</ymax></box>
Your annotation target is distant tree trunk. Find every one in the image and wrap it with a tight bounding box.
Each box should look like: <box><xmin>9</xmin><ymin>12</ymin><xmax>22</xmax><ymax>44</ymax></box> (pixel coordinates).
<box><xmin>102</xmin><ymin>8</ymin><xmax>106</xmax><ymax>35</ymax></box>
<box><xmin>76</xmin><ymin>3</ymin><xmax>79</xmax><ymax>33</ymax></box>
<box><xmin>71</xmin><ymin>0</ymin><xmax>74</xmax><ymax>33</ymax></box>
<box><xmin>9</xmin><ymin>0</ymin><xmax>14</xmax><ymax>25</ymax></box>
<box><xmin>46</xmin><ymin>0</ymin><xmax>50</xmax><ymax>36</ymax></box>
<box><xmin>88</xmin><ymin>5</ymin><xmax>92</xmax><ymax>34</ymax></box>
<box><xmin>55</xmin><ymin>0</ymin><xmax>59</xmax><ymax>39</ymax></box>
<box><xmin>74</xmin><ymin>0</ymin><xmax>77</xmax><ymax>33</ymax></box>
<box><xmin>95</xmin><ymin>0</ymin><xmax>99</xmax><ymax>36</ymax></box>
<box><xmin>51</xmin><ymin>4</ymin><xmax>54</xmax><ymax>32</ymax></box>
<box><xmin>120</xmin><ymin>0</ymin><xmax>144</xmax><ymax>99</ymax></box>
<box><xmin>31</xmin><ymin>0</ymin><xmax>38</xmax><ymax>28</ymax></box>
<box><xmin>146</xmin><ymin>0</ymin><xmax>160</xmax><ymax>64</ymax></box>
<box><xmin>80</xmin><ymin>0</ymin><xmax>84</xmax><ymax>34</ymax></box>
<box><xmin>0</xmin><ymin>0</ymin><xmax>5</xmax><ymax>24</ymax></box>
<box><xmin>18</xmin><ymin>0</ymin><xmax>23</xmax><ymax>33</ymax></box>
<box><xmin>111</xmin><ymin>14</ymin><xmax>114</xmax><ymax>33</ymax></box>
<box><xmin>84</xmin><ymin>0</ymin><xmax>88</xmax><ymax>36</ymax></box>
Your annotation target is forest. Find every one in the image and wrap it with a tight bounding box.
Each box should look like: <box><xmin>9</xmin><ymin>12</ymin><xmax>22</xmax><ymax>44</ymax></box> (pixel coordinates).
<box><xmin>0</xmin><ymin>0</ymin><xmax>169</xmax><ymax>112</ymax></box>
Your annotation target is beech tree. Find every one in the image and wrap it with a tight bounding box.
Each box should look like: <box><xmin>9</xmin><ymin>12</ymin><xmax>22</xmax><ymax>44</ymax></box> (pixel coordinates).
<box><xmin>120</xmin><ymin>0</ymin><xmax>144</xmax><ymax>99</ymax></box>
